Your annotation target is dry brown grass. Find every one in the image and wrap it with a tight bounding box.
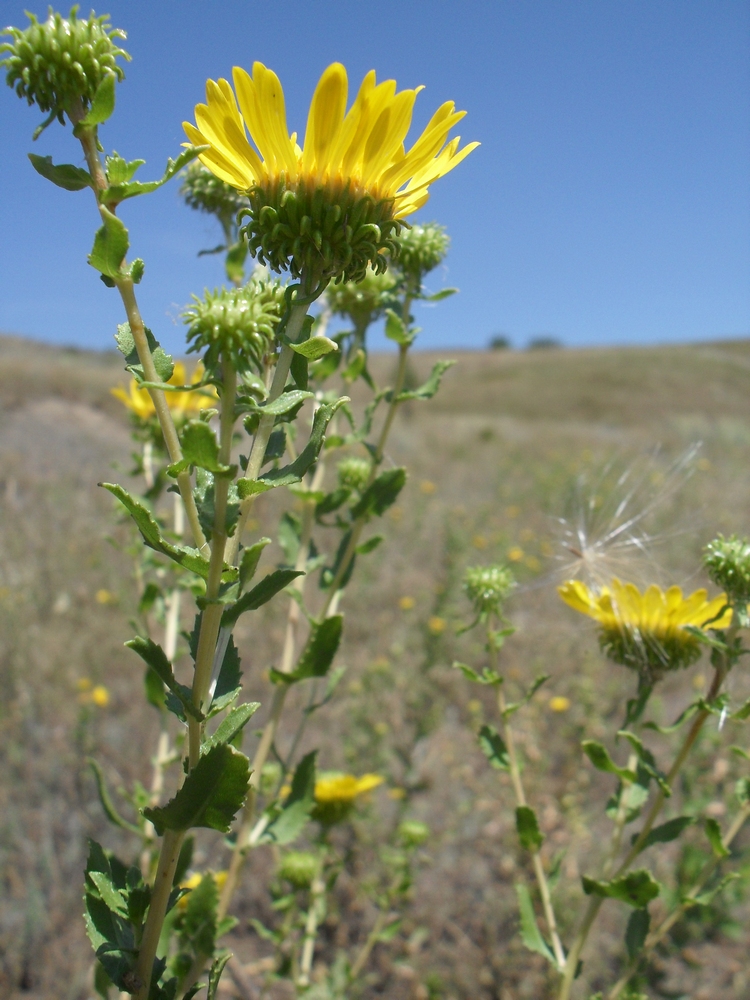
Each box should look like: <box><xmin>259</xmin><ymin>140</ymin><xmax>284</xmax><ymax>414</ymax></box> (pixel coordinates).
<box><xmin>1</xmin><ymin>335</ymin><xmax>749</xmax><ymax>1000</ymax></box>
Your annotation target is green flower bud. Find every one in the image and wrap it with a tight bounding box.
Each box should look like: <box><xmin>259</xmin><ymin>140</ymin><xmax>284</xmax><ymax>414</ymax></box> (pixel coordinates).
<box><xmin>278</xmin><ymin>851</ymin><xmax>319</xmax><ymax>890</ymax></box>
<box><xmin>398</xmin><ymin>819</ymin><xmax>430</xmax><ymax>848</ymax></box>
<box><xmin>337</xmin><ymin>456</ymin><xmax>370</xmax><ymax>493</ymax></box>
<box><xmin>326</xmin><ymin>266</ymin><xmax>398</xmax><ymax>329</ymax></box>
<box><xmin>463</xmin><ymin>564</ymin><xmax>515</xmax><ymax>617</ymax></box>
<box><xmin>1</xmin><ymin>7</ymin><xmax>129</xmax><ymax>129</ymax></box>
<box><xmin>180</xmin><ymin>161</ymin><xmax>248</xmax><ymax>228</ymax></box>
<box><xmin>393</xmin><ymin>222</ymin><xmax>450</xmax><ymax>285</ymax></box>
<box><xmin>183</xmin><ymin>275</ymin><xmax>285</xmax><ymax>374</ymax></box>
<box><xmin>704</xmin><ymin>535</ymin><xmax>750</xmax><ymax>606</ymax></box>
<box><xmin>259</xmin><ymin>760</ymin><xmax>282</xmax><ymax>796</ymax></box>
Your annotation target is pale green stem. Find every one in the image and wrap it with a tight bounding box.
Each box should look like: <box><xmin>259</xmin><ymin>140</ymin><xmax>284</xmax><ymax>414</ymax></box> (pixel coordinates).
<box><xmin>607</xmin><ymin>799</ymin><xmax>750</xmax><ymax>1000</ymax></box>
<box><xmin>296</xmin><ymin>852</ymin><xmax>327</xmax><ymax>989</ymax></box>
<box><xmin>557</xmin><ymin>657</ymin><xmax>729</xmax><ymax>1000</ymax></box>
<box><xmin>132</xmin><ymin>829</ymin><xmax>185</xmax><ymax>1000</ymax></box>
<box><xmin>489</xmin><ymin>618</ymin><xmax>566</xmax><ymax>969</ymax></box>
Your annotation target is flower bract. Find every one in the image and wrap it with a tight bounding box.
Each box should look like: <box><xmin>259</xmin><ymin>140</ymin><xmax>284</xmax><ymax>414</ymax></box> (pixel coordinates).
<box><xmin>558</xmin><ymin>578</ymin><xmax>731</xmax><ymax>681</ymax></box>
<box><xmin>183</xmin><ymin>62</ymin><xmax>477</xmax><ymax>283</ymax></box>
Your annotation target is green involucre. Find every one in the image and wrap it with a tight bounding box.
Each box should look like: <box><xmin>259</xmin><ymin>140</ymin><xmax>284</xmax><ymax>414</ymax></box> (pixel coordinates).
<box><xmin>180</xmin><ymin>161</ymin><xmax>248</xmax><ymax>228</ymax></box>
<box><xmin>326</xmin><ymin>266</ymin><xmax>398</xmax><ymax>328</ymax></box>
<box><xmin>278</xmin><ymin>851</ymin><xmax>319</xmax><ymax>889</ymax></box>
<box><xmin>336</xmin><ymin>456</ymin><xmax>370</xmax><ymax>492</ymax></box>
<box><xmin>394</xmin><ymin>222</ymin><xmax>450</xmax><ymax>284</ymax></box>
<box><xmin>463</xmin><ymin>564</ymin><xmax>516</xmax><ymax>617</ymax></box>
<box><xmin>183</xmin><ymin>275</ymin><xmax>286</xmax><ymax>373</ymax></box>
<box><xmin>1</xmin><ymin>7</ymin><xmax>129</xmax><ymax>125</ymax></box>
<box><xmin>704</xmin><ymin>534</ymin><xmax>750</xmax><ymax>606</ymax></box>
<box><xmin>598</xmin><ymin>624</ymin><xmax>703</xmax><ymax>684</ymax></box>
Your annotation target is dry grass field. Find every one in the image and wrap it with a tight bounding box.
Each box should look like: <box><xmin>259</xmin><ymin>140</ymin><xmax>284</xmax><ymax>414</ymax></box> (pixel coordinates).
<box><xmin>1</xmin><ymin>334</ymin><xmax>750</xmax><ymax>1000</ymax></box>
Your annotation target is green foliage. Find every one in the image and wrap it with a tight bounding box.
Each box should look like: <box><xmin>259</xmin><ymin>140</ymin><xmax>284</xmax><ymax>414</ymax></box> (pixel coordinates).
<box><xmin>104</xmin><ymin>147</ymin><xmax>203</xmax><ymax>206</ymax></box>
<box><xmin>515</xmin><ymin>883</ymin><xmax>557</xmax><ymax>966</ymax></box>
<box><xmin>705</xmin><ymin>817</ymin><xmax>730</xmax><ymax>858</ymax></box>
<box><xmin>168</xmin><ymin>420</ymin><xmax>232</xmax><ymax>477</ymax></box>
<box><xmin>637</xmin><ymin>816</ymin><xmax>694</xmax><ymax>850</ymax></box>
<box><xmin>221</xmin><ymin>569</ymin><xmax>304</xmax><ymax>628</ymax></box>
<box><xmin>259</xmin><ymin>752</ymin><xmax>316</xmax><ymax>846</ymax></box>
<box><xmin>393</xmin><ymin>360</ymin><xmax>455</xmax><ymax>402</ymax></box>
<box><xmin>582</xmin><ymin>869</ymin><xmax>661</xmax><ymax>908</ymax></box>
<box><xmin>582</xmin><ymin>740</ymin><xmax>637</xmax><ymax>782</ymax></box>
<box><xmin>143</xmin><ymin>744</ymin><xmax>250</xmax><ymax>835</ymax></box>
<box><xmin>478</xmin><ymin>724</ymin><xmax>510</xmax><ymax>771</ymax></box>
<box><xmin>704</xmin><ymin>534</ymin><xmax>750</xmax><ymax>606</ymax></box>
<box><xmin>28</xmin><ymin>153</ymin><xmax>93</xmax><ymax>190</ymax></box>
<box><xmin>271</xmin><ymin>615</ymin><xmax>343</xmax><ymax>685</ymax></box>
<box><xmin>394</xmin><ymin>222</ymin><xmax>451</xmax><ymax>285</ymax></box>
<box><xmin>625</xmin><ymin>907</ymin><xmax>650</xmax><ymax>960</ymax></box>
<box><xmin>115</xmin><ymin>321</ymin><xmax>174</xmax><ymax>383</ymax></box>
<box><xmin>88</xmin><ymin>758</ymin><xmax>141</xmax><ymax>834</ymax></box>
<box><xmin>88</xmin><ymin>206</ymin><xmax>129</xmax><ymax>284</ymax></box>
<box><xmin>516</xmin><ymin>806</ymin><xmax>544</xmax><ymax>851</ymax></box>
<box><xmin>351</xmin><ymin>467</ymin><xmax>407</xmax><ymax>520</ymax></box>
<box><xmin>126</xmin><ymin>635</ymin><xmax>203</xmax><ymax>721</ymax></box>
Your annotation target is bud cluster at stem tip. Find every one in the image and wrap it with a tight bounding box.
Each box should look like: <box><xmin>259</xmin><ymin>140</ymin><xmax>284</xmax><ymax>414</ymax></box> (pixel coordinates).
<box><xmin>1</xmin><ymin>6</ymin><xmax>129</xmax><ymax>129</ymax></box>
<box><xmin>704</xmin><ymin>534</ymin><xmax>750</xmax><ymax>606</ymax></box>
<box><xmin>395</xmin><ymin>222</ymin><xmax>450</xmax><ymax>287</ymax></box>
<box><xmin>463</xmin><ymin>564</ymin><xmax>516</xmax><ymax>618</ymax></box>
<box><xmin>180</xmin><ymin>161</ymin><xmax>248</xmax><ymax>228</ymax></box>
<box><xmin>325</xmin><ymin>266</ymin><xmax>398</xmax><ymax>330</ymax></box>
<box><xmin>182</xmin><ymin>274</ymin><xmax>286</xmax><ymax>375</ymax></box>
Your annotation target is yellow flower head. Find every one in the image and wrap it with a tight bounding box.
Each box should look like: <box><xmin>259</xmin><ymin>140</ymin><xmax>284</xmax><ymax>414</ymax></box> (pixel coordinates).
<box><xmin>111</xmin><ymin>362</ymin><xmax>215</xmax><ymax>422</ymax></box>
<box><xmin>312</xmin><ymin>771</ymin><xmax>383</xmax><ymax>826</ymax></box>
<box><xmin>184</xmin><ymin>62</ymin><xmax>478</xmax><ymax>283</ymax></box>
<box><xmin>558</xmin><ymin>577</ymin><xmax>731</xmax><ymax>681</ymax></box>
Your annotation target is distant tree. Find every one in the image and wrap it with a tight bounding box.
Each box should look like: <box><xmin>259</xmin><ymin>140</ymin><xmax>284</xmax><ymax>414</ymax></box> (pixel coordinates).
<box><xmin>489</xmin><ymin>334</ymin><xmax>511</xmax><ymax>350</ymax></box>
<box><xmin>527</xmin><ymin>335</ymin><xmax>561</xmax><ymax>350</ymax></box>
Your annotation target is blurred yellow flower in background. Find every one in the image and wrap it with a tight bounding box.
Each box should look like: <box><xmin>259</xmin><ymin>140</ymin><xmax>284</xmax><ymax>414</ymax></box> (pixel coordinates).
<box><xmin>399</xmin><ymin>595</ymin><xmax>415</xmax><ymax>611</ymax></box>
<box><xmin>427</xmin><ymin>616</ymin><xmax>447</xmax><ymax>635</ymax></box>
<box><xmin>549</xmin><ymin>696</ymin><xmax>571</xmax><ymax>713</ymax></box>
<box><xmin>312</xmin><ymin>771</ymin><xmax>384</xmax><ymax>826</ymax></box>
<box><xmin>111</xmin><ymin>362</ymin><xmax>214</xmax><ymax>422</ymax></box>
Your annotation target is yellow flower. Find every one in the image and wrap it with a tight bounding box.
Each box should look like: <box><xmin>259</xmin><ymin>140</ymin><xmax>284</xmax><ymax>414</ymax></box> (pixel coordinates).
<box><xmin>427</xmin><ymin>615</ymin><xmax>447</xmax><ymax>635</ymax></box>
<box><xmin>312</xmin><ymin>771</ymin><xmax>383</xmax><ymax>826</ymax></box>
<box><xmin>95</xmin><ymin>588</ymin><xmax>116</xmax><ymax>605</ymax></box>
<box><xmin>399</xmin><ymin>595</ymin><xmax>415</xmax><ymax>611</ymax></box>
<box><xmin>178</xmin><ymin>871</ymin><xmax>228</xmax><ymax>909</ymax></box>
<box><xmin>91</xmin><ymin>685</ymin><xmax>110</xmax><ymax>708</ymax></box>
<box><xmin>111</xmin><ymin>362</ymin><xmax>214</xmax><ymax>422</ymax></box>
<box><xmin>507</xmin><ymin>547</ymin><xmax>524</xmax><ymax>562</ymax></box>
<box><xmin>183</xmin><ymin>62</ymin><xmax>478</xmax><ymax>282</ymax></box>
<box><xmin>558</xmin><ymin>578</ymin><xmax>731</xmax><ymax>680</ymax></box>
<box><xmin>549</xmin><ymin>696</ymin><xmax>571</xmax><ymax>713</ymax></box>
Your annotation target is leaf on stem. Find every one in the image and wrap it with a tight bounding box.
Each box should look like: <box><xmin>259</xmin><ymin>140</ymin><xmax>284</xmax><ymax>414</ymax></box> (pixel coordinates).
<box><xmin>103</xmin><ymin>147</ymin><xmax>206</xmax><ymax>204</ymax></box>
<box><xmin>582</xmin><ymin>740</ymin><xmax>637</xmax><ymax>782</ymax></box>
<box><xmin>88</xmin><ymin>206</ymin><xmax>129</xmax><ymax>284</ymax></box>
<box><xmin>207</xmin><ymin>953</ymin><xmax>232</xmax><ymax>1000</ymax></box>
<box><xmin>384</xmin><ymin>309</ymin><xmax>415</xmax><ymax>346</ymax></box>
<box><xmin>502</xmin><ymin>674</ymin><xmax>549</xmax><ymax>718</ymax></box>
<box><xmin>114</xmin><ymin>322</ymin><xmax>174</xmax><ymax>383</ymax></box>
<box><xmin>239</xmin><ymin>537</ymin><xmax>272</xmax><ymax>591</ymax></box>
<box><xmin>259</xmin><ymin>751</ymin><xmax>317</xmax><ymax>846</ymax></box>
<box><xmin>582</xmin><ymin>869</ymin><xmax>660</xmax><ymax>908</ymax></box>
<box><xmin>393</xmin><ymin>360</ymin><xmax>455</xmax><ymax>402</ymax></box>
<box><xmin>80</xmin><ymin>73</ymin><xmax>116</xmax><ymax>126</ymax></box>
<box><xmin>143</xmin><ymin>743</ymin><xmax>250</xmax><ymax>835</ymax></box>
<box><xmin>351</xmin><ymin>468</ymin><xmax>407</xmax><ymax>520</ymax></box>
<box><xmin>270</xmin><ymin>615</ymin><xmax>343</xmax><ymax>685</ymax></box>
<box><xmin>202</xmin><ymin>702</ymin><xmax>260</xmax><ymax>754</ymax></box>
<box><xmin>454</xmin><ymin>661</ymin><xmax>502</xmax><ymax>686</ymax></box>
<box><xmin>125</xmin><ymin>635</ymin><xmax>203</xmax><ymax>720</ymax></box>
<box><xmin>704</xmin><ymin>817</ymin><xmax>730</xmax><ymax>858</ymax></box>
<box><xmin>168</xmin><ymin>420</ymin><xmax>233</xmax><ymax>477</ymax></box>
<box><xmin>516</xmin><ymin>806</ymin><xmax>544</xmax><ymax>851</ymax></box>
<box><xmin>28</xmin><ymin>153</ymin><xmax>93</xmax><ymax>191</ymax></box>
<box><xmin>515</xmin><ymin>883</ymin><xmax>557</xmax><ymax>966</ymax></box>
<box><xmin>220</xmin><ymin>569</ymin><xmax>304</xmax><ymax>628</ymax></box>
<box><xmin>632</xmin><ymin>815</ymin><xmax>694</xmax><ymax>851</ymax></box>
<box><xmin>625</xmin><ymin>908</ymin><xmax>650</xmax><ymax>960</ymax></box>
<box><xmin>478</xmin><ymin>724</ymin><xmax>510</xmax><ymax>771</ymax></box>
<box><xmin>87</xmin><ymin>758</ymin><xmax>141</xmax><ymax>834</ymax></box>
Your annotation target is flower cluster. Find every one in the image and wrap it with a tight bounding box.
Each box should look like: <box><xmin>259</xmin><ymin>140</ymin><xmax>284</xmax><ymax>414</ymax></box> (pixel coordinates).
<box><xmin>326</xmin><ymin>265</ymin><xmax>398</xmax><ymax>329</ymax></box>
<box><xmin>463</xmin><ymin>564</ymin><xmax>516</xmax><ymax>618</ymax></box>
<box><xmin>395</xmin><ymin>222</ymin><xmax>450</xmax><ymax>285</ymax></box>
<box><xmin>704</xmin><ymin>534</ymin><xmax>750</xmax><ymax>607</ymax></box>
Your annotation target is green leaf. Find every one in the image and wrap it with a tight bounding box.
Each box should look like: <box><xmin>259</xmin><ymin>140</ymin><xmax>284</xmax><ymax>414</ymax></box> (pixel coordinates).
<box><xmin>88</xmin><ymin>207</ymin><xmax>128</xmax><ymax>281</ymax></box>
<box><xmin>636</xmin><ymin>816</ymin><xmax>694</xmax><ymax>850</ymax></box>
<box><xmin>259</xmin><ymin>751</ymin><xmax>317</xmax><ymax>846</ymax></box>
<box><xmin>355</xmin><ymin>534</ymin><xmax>383</xmax><ymax>555</ymax></box>
<box><xmin>207</xmin><ymin>953</ymin><xmax>232</xmax><ymax>1000</ymax></box>
<box><xmin>101</xmin><ymin>484</ymin><xmax>211</xmax><ymax>579</ymax></box>
<box><xmin>87</xmin><ymin>758</ymin><xmax>141</xmax><ymax>835</ymax></box>
<box><xmin>582</xmin><ymin>869</ymin><xmax>660</xmax><ymax>908</ymax></box>
<box><xmin>351</xmin><ymin>467</ymin><xmax>407</xmax><ymax>520</ymax></box>
<box><xmin>384</xmin><ymin>309</ymin><xmax>414</xmax><ymax>346</ymax></box>
<box><xmin>454</xmin><ymin>661</ymin><xmax>502</xmax><ymax>686</ymax></box>
<box><xmin>202</xmin><ymin>702</ymin><xmax>260</xmax><ymax>754</ymax></box>
<box><xmin>705</xmin><ymin>817</ymin><xmax>730</xmax><ymax>858</ymax></box>
<box><xmin>617</xmin><ymin>730</ymin><xmax>671</xmax><ymax>796</ymax></box>
<box><xmin>143</xmin><ymin>744</ymin><xmax>250</xmax><ymax>835</ymax></box>
<box><xmin>89</xmin><ymin>871</ymin><xmax>128</xmax><ymax>917</ymax></box>
<box><xmin>394</xmin><ymin>360</ymin><xmax>455</xmax><ymax>402</ymax></box>
<box><xmin>478</xmin><ymin>724</ymin><xmax>509</xmax><ymax>771</ymax></box>
<box><xmin>516</xmin><ymin>806</ymin><xmax>544</xmax><ymax>851</ymax></box>
<box><xmin>582</xmin><ymin>741</ymin><xmax>637</xmax><ymax>782</ymax></box>
<box><xmin>342</xmin><ymin>347</ymin><xmax>366</xmax><ymax>382</ymax></box>
<box><xmin>244</xmin><ymin>389</ymin><xmax>314</xmax><ymax>417</ymax></box>
<box><xmin>290</xmin><ymin>335</ymin><xmax>339</xmax><ymax>359</ymax></box>
<box><xmin>168</xmin><ymin>420</ymin><xmax>231</xmax><ymax>476</ymax></box>
<box><xmin>103</xmin><ymin>147</ymin><xmax>206</xmax><ymax>203</ymax></box>
<box><xmin>80</xmin><ymin>72</ymin><xmax>116</xmax><ymax>126</ymax></box>
<box><xmin>515</xmin><ymin>883</ymin><xmax>557</xmax><ymax>966</ymax></box>
<box><xmin>125</xmin><ymin>635</ymin><xmax>203</xmax><ymax>721</ymax></box>
<box><xmin>690</xmin><ymin>872</ymin><xmax>740</xmax><ymax>907</ymax></box>
<box><xmin>239</xmin><ymin>538</ymin><xmax>271</xmax><ymax>592</ymax></box>
<box><xmin>28</xmin><ymin>153</ymin><xmax>93</xmax><ymax>191</ymax></box>
<box><xmin>181</xmin><ymin>873</ymin><xmax>218</xmax><ymax>956</ymax></box>
<box><xmin>237</xmin><ymin>397</ymin><xmax>349</xmax><ymax>498</ymax></box>
<box><xmin>625</xmin><ymin>908</ymin><xmax>650</xmax><ymax>961</ymax></box>
<box><xmin>114</xmin><ymin>322</ymin><xmax>174</xmax><ymax>383</ymax></box>
<box><xmin>731</xmin><ymin>697</ymin><xmax>750</xmax><ymax>721</ymax></box>
<box><xmin>106</xmin><ymin>153</ymin><xmax>145</xmax><ymax>185</ymax></box>
<box><xmin>737</xmin><ymin>777</ymin><xmax>750</xmax><ymax>804</ymax></box>
<box><xmin>221</xmin><ymin>569</ymin><xmax>304</xmax><ymax>628</ymax></box>
<box><xmin>271</xmin><ymin>615</ymin><xmax>343</xmax><ymax>685</ymax></box>
<box><xmin>502</xmin><ymin>674</ymin><xmax>549</xmax><ymax>717</ymax></box>
<box><xmin>423</xmin><ymin>287</ymin><xmax>458</xmax><ymax>302</ymax></box>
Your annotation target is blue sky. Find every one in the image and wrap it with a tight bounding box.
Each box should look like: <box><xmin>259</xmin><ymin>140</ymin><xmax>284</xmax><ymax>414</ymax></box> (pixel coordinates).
<box><xmin>1</xmin><ymin>0</ymin><xmax>749</xmax><ymax>353</ymax></box>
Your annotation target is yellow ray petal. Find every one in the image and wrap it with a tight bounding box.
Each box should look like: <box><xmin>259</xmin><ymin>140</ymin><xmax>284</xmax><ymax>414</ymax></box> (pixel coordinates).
<box><xmin>301</xmin><ymin>63</ymin><xmax>348</xmax><ymax>178</ymax></box>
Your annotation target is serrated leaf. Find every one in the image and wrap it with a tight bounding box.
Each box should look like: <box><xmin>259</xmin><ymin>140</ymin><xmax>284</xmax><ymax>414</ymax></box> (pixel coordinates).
<box><xmin>207</xmin><ymin>953</ymin><xmax>232</xmax><ymax>1000</ymax></box>
<box><xmin>582</xmin><ymin>741</ymin><xmax>637</xmax><ymax>782</ymax></box>
<box><xmin>582</xmin><ymin>869</ymin><xmax>660</xmax><ymax>908</ymax></box>
<box><xmin>454</xmin><ymin>661</ymin><xmax>502</xmax><ymax>685</ymax></box>
<box><xmin>102</xmin><ymin>484</ymin><xmax>211</xmax><ymax>578</ymax></box>
<box><xmin>80</xmin><ymin>72</ymin><xmax>116</xmax><ymax>126</ymax></box>
<box><xmin>273</xmin><ymin>615</ymin><xmax>343</xmax><ymax>685</ymax></box>
<box><xmin>125</xmin><ymin>635</ymin><xmax>203</xmax><ymax>721</ymax></box>
<box><xmin>515</xmin><ymin>883</ymin><xmax>557</xmax><ymax>966</ymax></box>
<box><xmin>106</xmin><ymin>153</ymin><xmax>145</xmax><ymax>185</ymax></box>
<box><xmin>245</xmin><ymin>390</ymin><xmax>314</xmax><ymax>416</ymax></box>
<box><xmin>143</xmin><ymin>744</ymin><xmax>250</xmax><ymax>834</ymax></box>
<box><xmin>239</xmin><ymin>538</ymin><xmax>271</xmax><ymax>592</ymax></box>
<box><xmin>203</xmin><ymin>702</ymin><xmax>260</xmax><ymax>754</ymax></box>
<box><xmin>168</xmin><ymin>420</ymin><xmax>231</xmax><ymax>476</ymax></box>
<box><xmin>88</xmin><ymin>206</ymin><xmax>128</xmax><ymax>280</ymax></box>
<box><xmin>635</xmin><ymin>815</ymin><xmax>694</xmax><ymax>850</ymax></box>
<box><xmin>181</xmin><ymin>873</ymin><xmax>218</xmax><ymax>956</ymax></box>
<box><xmin>516</xmin><ymin>806</ymin><xmax>544</xmax><ymax>851</ymax></box>
<box><xmin>89</xmin><ymin>871</ymin><xmax>128</xmax><ymax>917</ymax></box>
<box><xmin>87</xmin><ymin>758</ymin><xmax>141</xmax><ymax>834</ymax></box>
<box><xmin>478</xmin><ymin>724</ymin><xmax>509</xmax><ymax>771</ymax></box>
<box><xmin>395</xmin><ymin>360</ymin><xmax>455</xmax><ymax>402</ymax></box>
<box><xmin>259</xmin><ymin>751</ymin><xmax>316</xmax><ymax>846</ymax></box>
<box><xmin>104</xmin><ymin>147</ymin><xmax>205</xmax><ymax>203</ymax></box>
<box><xmin>617</xmin><ymin>730</ymin><xmax>671</xmax><ymax>795</ymax></box>
<box><xmin>384</xmin><ymin>309</ymin><xmax>414</xmax><ymax>346</ymax></box>
<box><xmin>28</xmin><ymin>153</ymin><xmax>93</xmax><ymax>191</ymax></box>
<box><xmin>423</xmin><ymin>287</ymin><xmax>459</xmax><ymax>302</ymax></box>
<box><xmin>355</xmin><ymin>534</ymin><xmax>383</xmax><ymax>555</ymax></box>
<box><xmin>291</xmin><ymin>335</ymin><xmax>339</xmax><ymax>359</ymax></box>
<box><xmin>221</xmin><ymin>569</ymin><xmax>304</xmax><ymax>628</ymax></box>
<box><xmin>625</xmin><ymin>908</ymin><xmax>650</xmax><ymax>960</ymax></box>
<box><xmin>705</xmin><ymin>817</ymin><xmax>730</xmax><ymax>858</ymax></box>
<box><xmin>351</xmin><ymin>467</ymin><xmax>407</xmax><ymax>520</ymax></box>
<box><xmin>114</xmin><ymin>322</ymin><xmax>174</xmax><ymax>383</ymax></box>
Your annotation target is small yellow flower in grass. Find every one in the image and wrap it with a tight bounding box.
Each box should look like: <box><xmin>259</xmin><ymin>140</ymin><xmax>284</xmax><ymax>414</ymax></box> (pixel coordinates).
<box><xmin>111</xmin><ymin>362</ymin><xmax>215</xmax><ymax>422</ymax></box>
<box><xmin>313</xmin><ymin>772</ymin><xmax>384</xmax><ymax>826</ymax></box>
<box><xmin>427</xmin><ymin>615</ymin><xmax>447</xmax><ymax>635</ymax></box>
<box><xmin>184</xmin><ymin>62</ymin><xmax>478</xmax><ymax>282</ymax></box>
<box><xmin>693</xmin><ymin>673</ymin><xmax>706</xmax><ymax>690</ymax></box>
<box><xmin>91</xmin><ymin>686</ymin><xmax>110</xmax><ymax>708</ymax></box>
<box><xmin>467</xmin><ymin>699</ymin><xmax>483</xmax><ymax>714</ymax></box>
<box><xmin>95</xmin><ymin>589</ymin><xmax>116</xmax><ymax>605</ymax></box>
<box><xmin>472</xmin><ymin>534</ymin><xmax>488</xmax><ymax>550</ymax></box>
<box><xmin>399</xmin><ymin>595</ymin><xmax>415</xmax><ymax>611</ymax></box>
<box><xmin>178</xmin><ymin>871</ymin><xmax>228</xmax><ymax>909</ymax></box>
<box><xmin>507</xmin><ymin>547</ymin><xmax>524</xmax><ymax>562</ymax></box>
<box><xmin>420</xmin><ymin>480</ymin><xmax>437</xmax><ymax>495</ymax></box>
<box><xmin>374</xmin><ymin>721</ymin><xmax>389</xmax><ymax>736</ymax></box>
<box><xmin>558</xmin><ymin>577</ymin><xmax>731</xmax><ymax>683</ymax></box>
<box><xmin>549</xmin><ymin>696</ymin><xmax>571</xmax><ymax>713</ymax></box>
<box><xmin>76</xmin><ymin>677</ymin><xmax>92</xmax><ymax>692</ymax></box>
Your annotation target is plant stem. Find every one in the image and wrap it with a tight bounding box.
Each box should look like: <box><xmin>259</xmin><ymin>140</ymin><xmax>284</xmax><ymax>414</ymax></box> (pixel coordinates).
<box><xmin>557</xmin><ymin>660</ymin><xmax>728</xmax><ymax>1000</ymax></box>
<box><xmin>296</xmin><ymin>852</ymin><xmax>327</xmax><ymax>989</ymax></box>
<box><xmin>607</xmin><ymin>799</ymin><xmax>750</xmax><ymax>1000</ymax></box>
<box><xmin>132</xmin><ymin>829</ymin><xmax>185</xmax><ymax>1000</ymax></box>
<box><xmin>489</xmin><ymin>619</ymin><xmax>566</xmax><ymax>969</ymax></box>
